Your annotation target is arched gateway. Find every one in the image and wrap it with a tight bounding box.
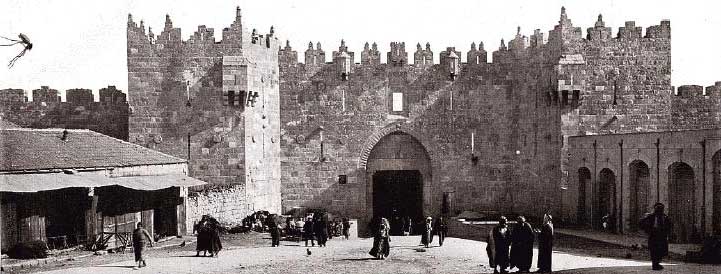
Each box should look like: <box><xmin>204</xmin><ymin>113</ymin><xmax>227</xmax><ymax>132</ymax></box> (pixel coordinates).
<box><xmin>364</xmin><ymin>131</ymin><xmax>431</xmax><ymax>235</ymax></box>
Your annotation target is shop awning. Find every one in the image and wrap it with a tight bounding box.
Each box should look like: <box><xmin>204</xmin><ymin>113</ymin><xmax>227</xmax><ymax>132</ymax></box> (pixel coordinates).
<box><xmin>110</xmin><ymin>174</ymin><xmax>207</xmax><ymax>191</ymax></box>
<box><xmin>0</xmin><ymin>172</ymin><xmax>115</xmax><ymax>193</ymax></box>
<box><xmin>0</xmin><ymin>173</ymin><xmax>206</xmax><ymax>193</ymax></box>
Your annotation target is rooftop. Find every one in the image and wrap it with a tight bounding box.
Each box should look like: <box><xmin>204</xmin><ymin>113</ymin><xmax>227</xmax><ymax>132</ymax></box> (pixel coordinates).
<box><xmin>0</xmin><ymin>128</ymin><xmax>185</xmax><ymax>172</ymax></box>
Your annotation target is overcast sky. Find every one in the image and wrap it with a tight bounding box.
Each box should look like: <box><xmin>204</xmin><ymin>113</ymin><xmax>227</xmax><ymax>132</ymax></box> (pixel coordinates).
<box><xmin>2</xmin><ymin>0</ymin><xmax>720</xmax><ymax>100</ymax></box>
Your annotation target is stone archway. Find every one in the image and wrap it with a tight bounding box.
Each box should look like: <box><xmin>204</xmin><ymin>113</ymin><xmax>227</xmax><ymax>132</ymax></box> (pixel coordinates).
<box><xmin>714</xmin><ymin>150</ymin><xmax>721</xmax><ymax>235</ymax></box>
<box><xmin>628</xmin><ymin>160</ymin><xmax>650</xmax><ymax>232</ymax></box>
<box><xmin>577</xmin><ymin>167</ymin><xmax>591</xmax><ymax>224</ymax></box>
<box><xmin>597</xmin><ymin>168</ymin><xmax>617</xmax><ymax>230</ymax></box>
<box><xmin>668</xmin><ymin>162</ymin><xmax>696</xmax><ymax>243</ymax></box>
<box><xmin>366</xmin><ymin>131</ymin><xmax>431</xmax><ymax>236</ymax></box>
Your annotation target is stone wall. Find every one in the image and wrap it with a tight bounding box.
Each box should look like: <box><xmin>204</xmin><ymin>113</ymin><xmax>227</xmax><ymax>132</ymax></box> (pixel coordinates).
<box><xmin>126</xmin><ymin>7</ymin><xmax>281</xmax><ymax>225</ymax></box>
<box><xmin>0</xmin><ymin>86</ymin><xmax>129</xmax><ymax>140</ymax></box>
<box><xmin>278</xmin><ymin>24</ymin><xmax>562</xmax><ymax>232</ymax></box>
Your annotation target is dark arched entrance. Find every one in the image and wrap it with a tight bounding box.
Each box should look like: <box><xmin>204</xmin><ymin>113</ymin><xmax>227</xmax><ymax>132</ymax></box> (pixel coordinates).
<box><xmin>629</xmin><ymin>160</ymin><xmax>650</xmax><ymax>232</ymax></box>
<box><xmin>597</xmin><ymin>169</ymin><xmax>616</xmax><ymax>230</ymax></box>
<box><xmin>714</xmin><ymin>151</ymin><xmax>721</xmax><ymax>235</ymax></box>
<box><xmin>577</xmin><ymin>167</ymin><xmax>591</xmax><ymax>224</ymax></box>
<box><xmin>367</xmin><ymin>131</ymin><xmax>431</xmax><ymax>235</ymax></box>
<box><xmin>668</xmin><ymin>162</ymin><xmax>696</xmax><ymax>243</ymax></box>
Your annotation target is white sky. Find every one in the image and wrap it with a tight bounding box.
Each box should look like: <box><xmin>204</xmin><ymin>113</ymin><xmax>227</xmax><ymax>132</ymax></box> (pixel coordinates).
<box><xmin>1</xmin><ymin>0</ymin><xmax>720</xmax><ymax>100</ymax></box>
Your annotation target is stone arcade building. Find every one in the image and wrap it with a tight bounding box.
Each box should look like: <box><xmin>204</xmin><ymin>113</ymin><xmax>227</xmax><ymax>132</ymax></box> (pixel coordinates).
<box><xmin>105</xmin><ymin>6</ymin><xmax>717</xmax><ymax>237</ymax></box>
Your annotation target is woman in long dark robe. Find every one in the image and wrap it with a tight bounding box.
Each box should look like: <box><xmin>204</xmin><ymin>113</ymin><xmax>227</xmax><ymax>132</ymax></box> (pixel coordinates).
<box><xmin>421</xmin><ymin>217</ymin><xmax>433</xmax><ymax>247</ymax></box>
<box><xmin>492</xmin><ymin>216</ymin><xmax>511</xmax><ymax>274</ymax></box>
<box><xmin>206</xmin><ymin>217</ymin><xmax>223</xmax><ymax>257</ymax></box>
<box><xmin>509</xmin><ymin>216</ymin><xmax>534</xmax><ymax>272</ymax></box>
<box><xmin>194</xmin><ymin>216</ymin><xmax>210</xmax><ymax>256</ymax></box>
<box><xmin>369</xmin><ymin>217</ymin><xmax>390</xmax><ymax>259</ymax></box>
<box><xmin>537</xmin><ymin>214</ymin><xmax>554</xmax><ymax>273</ymax></box>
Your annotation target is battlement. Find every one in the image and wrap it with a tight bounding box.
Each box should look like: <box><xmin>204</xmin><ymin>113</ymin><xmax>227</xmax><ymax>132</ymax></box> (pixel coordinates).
<box><xmin>127</xmin><ymin>6</ymin><xmax>280</xmax><ymax>58</ymax></box>
<box><xmin>0</xmin><ymin>86</ymin><xmax>127</xmax><ymax>105</ymax></box>
<box><xmin>675</xmin><ymin>83</ymin><xmax>721</xmax><ymax>97</ymax></box>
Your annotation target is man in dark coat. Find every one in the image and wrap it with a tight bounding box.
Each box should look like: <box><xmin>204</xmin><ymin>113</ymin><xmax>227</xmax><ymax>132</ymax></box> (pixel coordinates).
<box><xmin>267</xmin><ymin>214</ymin><xmax>281</xmax><ymax>247</ymax></box>
<box><xmin>492</xmin><ymin>216</ymin><xmax>512</xmax><ymax>274</ymax></box>
<box><xmin>537</xmin><ymin>214</ymin><xmax>554</xmax><ymax>273</ymax></box>
<box><xmin>434</xmin><ymin>216</ymin><xmax>449</xmax><ymax>247</ymax></box>
<box><xmin>342</xmin><ymin>218</ymin><xmax>351</xmax><ymax>240</ymax></box>
<box><xmin>510</xmin><ymin>216</ymin><xmax>534</xmax><ymax>273</ymax></box>
<box><xmin>640</xmin><ymin>203</ymin><xmax>673</xmax><ymax>271</ymax></box>
<box><xmin>314</xmin><ymin>213</ymin><xmax>329</xmax><ymax>247</ymax></box>
<box><xmin>303</xmin><ymin>216</ymin><xmax>315</xmax><ymax>247</ymax></box>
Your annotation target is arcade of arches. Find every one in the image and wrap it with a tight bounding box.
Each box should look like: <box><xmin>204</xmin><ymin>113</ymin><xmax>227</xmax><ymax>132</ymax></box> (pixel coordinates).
<box><xmin>566</xmin><ymin>129</ymin><xmax>721</xmax><ymax>244</ymax></box>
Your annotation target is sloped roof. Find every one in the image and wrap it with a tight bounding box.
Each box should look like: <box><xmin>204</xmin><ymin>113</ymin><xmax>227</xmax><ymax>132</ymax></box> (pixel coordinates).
<box><xmin>0</xmin><ymin>128</ymin><xmax>186</xmax><ymax>171</ymax></box>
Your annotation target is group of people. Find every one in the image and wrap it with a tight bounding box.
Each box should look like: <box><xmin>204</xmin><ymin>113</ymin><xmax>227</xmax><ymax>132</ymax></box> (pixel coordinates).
<box><xmin>421</xmin><ymin>216</ymin><xmax>449</xmax><ymax>247</ymax></box>
<box><xmin>487</xmin><ymin>214</ymin><xmax>554</xmax><ymax>274</ymax></box>
<box><xmin>130</xmin><ymin>204</ymin><xmax>672</xmax><ymax>272</ymax></box>
<box><xmin>193</xmin><ymin>215</ymin><xmax>223</xmax><ymax>257</ymax></box>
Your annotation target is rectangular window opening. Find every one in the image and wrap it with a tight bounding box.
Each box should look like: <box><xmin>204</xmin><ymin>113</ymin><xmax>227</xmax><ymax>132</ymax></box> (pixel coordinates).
<box><xmin>392</xmin><ymin>92</ymin><xmax>403</xmax><ymax>112</ymax></box>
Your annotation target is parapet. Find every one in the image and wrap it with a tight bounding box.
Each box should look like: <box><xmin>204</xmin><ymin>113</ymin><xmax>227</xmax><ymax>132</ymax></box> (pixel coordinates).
<box><xmin>332</xmin><ymin>40</ymin><xmax>355</xmax><ymax>65</ymax></box>
<box><xmin>66</xmin><ymin>88</ymin><xmax>94</xmax><ymax>105</ymax></box>
<box><xmin>414</xmin><ymin>42</ymin><xmax>433</xmax><ymax>66</ymax></box>
<box><xmin>279</xmin><ymin>40</ymin><xmax>298</xmax><ymax>65</ymax></box>
<box><xmin>0</xmin><ymin>89</ymin><xmax>27</xmax><ymax>103</ymax></box>
<box><xmin>466</xmin><ymin>42</ymin><xmax>487</xmax><ymax>65</ymax></box>
<box><xmin>127</xmin><ymin>6</ymin><xmax>279</xmax><ymax>58</ymax></box>
<box><xmin>676</xmin><ymin>85</ymin><xmax>704</xmax><ymax>97</ymax></box>
<box><xmin>362</xmin><ymin>42</ymin><xmax>381</xmax><ymax>65</ymax></box>
<box><xmin>439</xmin><ymin>47</ymin><xmax>461</xmax><ymax>67</ymax></box>
<box><xmin>305</xmin><ymin>41</ymin><xmax>326</xmax><ymax>66</ymax></box>
<box><xmin>705</xmin><ymin>82</ymin><xmax>721</xmax><ymax>96</ymax></box>
<box><xmin>387</xmin><ymin>42</ymin><xmax>408</xmax><ymax>66</ymax></box>
<box><xmin>32</xmin><ymin>86</ymin><xmax>61</xmax><ymax>104</ymax></box>
<box><xmin>99</xmin><ymin>86</ymin><xmax>127</xmax><ymax>104</ymax></box>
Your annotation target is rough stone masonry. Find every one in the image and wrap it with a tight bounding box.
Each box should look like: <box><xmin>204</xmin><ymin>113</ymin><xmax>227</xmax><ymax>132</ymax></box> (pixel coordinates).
<box><xmin>121</xmin><ymin>6</ymin><xmax>721</xmax><ymax>233</ymax></box>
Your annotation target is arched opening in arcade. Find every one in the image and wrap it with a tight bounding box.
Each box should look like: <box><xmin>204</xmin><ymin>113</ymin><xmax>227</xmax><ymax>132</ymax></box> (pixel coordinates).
<box><xmin>596</xmin><ymin>168</ymin><xmax>617</xmax><ymax>231</ymax></box>
<box><xmin>628</xmin><ymin>160</ymin><xmax>650</xmax><ymax>232</ymax></box>
<box><xmin>577</xmin><ymin>167</ymin><xmax>591</xmax><ymax>225</ymax></box>
<box><xmin>668</xmin><ymin>162</ymin><xmax>696</xmax><ymax>243</ymax></box>
<box><xmin>366</xmin><ymin>131</ymin><xmax>431</xmax><ymax>236</ymax></box>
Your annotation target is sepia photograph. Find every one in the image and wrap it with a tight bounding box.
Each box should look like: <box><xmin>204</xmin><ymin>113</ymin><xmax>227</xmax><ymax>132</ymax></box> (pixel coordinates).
<box><xmin>1</xmin><ymin>0</ymin><xmax>721</xmax><ymax>273</ymax></box>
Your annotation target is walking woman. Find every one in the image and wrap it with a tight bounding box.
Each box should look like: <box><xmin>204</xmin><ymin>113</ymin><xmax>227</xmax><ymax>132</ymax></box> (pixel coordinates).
<box><xmin>421</xmin><ymin>217</ymin><xmax>433</xmax><ymax>248</ymax></box>
<box><xmin>537</xmin><ymin>214</ymin><xmax>554</xmax><ymax>273</ymax></box>
<box><xmin>369</xmin><ymin>217</ymin><xmax>391</xmax><ymax>259</ymax></box>
<box><xmin>492</xmin><ymin>216</ymin><xmax>511</xmax><ymax>274</ymax></box>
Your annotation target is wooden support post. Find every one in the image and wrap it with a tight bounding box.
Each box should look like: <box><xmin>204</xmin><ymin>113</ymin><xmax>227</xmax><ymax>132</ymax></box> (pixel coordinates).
<box><xmin>84</xmin><ymin>192</ymin><xmax>98</xmax><ymax>246</ymax></box>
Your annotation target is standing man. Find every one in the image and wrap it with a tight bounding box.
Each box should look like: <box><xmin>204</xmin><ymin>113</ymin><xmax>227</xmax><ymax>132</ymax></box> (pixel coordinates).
<box><xmin>510</xmin><ymin>216</ymin><xmax>534</xmax><ymax>273</ymax></box>
<box><xmin>132</xmin><ymin>222</ymin><xmax>154</xmax><ymax>270</ymax></box>
<box><xmin>267</xmin><ymin>214</ymin><xmax>281</xmax><ymax>247</ymax></box>
<box><xmin>537</xmin><ymin>214</ymin><xmax>554</xmax><ymax>273</ymax></box>
<box><xmin>640</xmin><ymin>203</ymin><xmax>673</xmax><ymax>271</ymax></box>
<box><xmin>492</xmin><ymin>216</ymin><xmax>511</xmax><ymax>274</ymax></box>
<box><xmin>314</xmin><ymin>213</ymin><xmax>329</xmax><ymax>247</ymax></box>
<box><xmin>434</xmin><ymin>216</ymin><xmax>449</xmax><ymax>247</ymax></box>
<box><xmin>342</xmin><ymin>218</ymin><xmax>351</xmax><ymax>240</ymax></box>
<box><xmin>303</xmin><ymin>216</ymin><xmax>315</xmax><ymax>247</ymax></box>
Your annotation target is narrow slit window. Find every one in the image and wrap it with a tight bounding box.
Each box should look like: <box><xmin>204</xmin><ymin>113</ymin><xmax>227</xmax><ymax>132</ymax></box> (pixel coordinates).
<box><xmin>392</xmin><ymin>92</ymin><xmax>403</xmax><ymax>112</ymax></box>
<box><xmin>228</xmin><ymin>90</ymin><xmax>236</xmax><ymax>106</ymax></box>
<box><xmin>561</xmin><ymin>90</ymin><xmax>569</xmax><ymax>107</ymax></box>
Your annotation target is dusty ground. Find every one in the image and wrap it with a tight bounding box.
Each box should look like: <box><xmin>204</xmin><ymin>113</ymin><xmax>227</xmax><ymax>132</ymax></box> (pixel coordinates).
<box><xmin>19</xmin><ymin>233</ymin><xmax>717</xmax><ymax>274</ymax></box>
